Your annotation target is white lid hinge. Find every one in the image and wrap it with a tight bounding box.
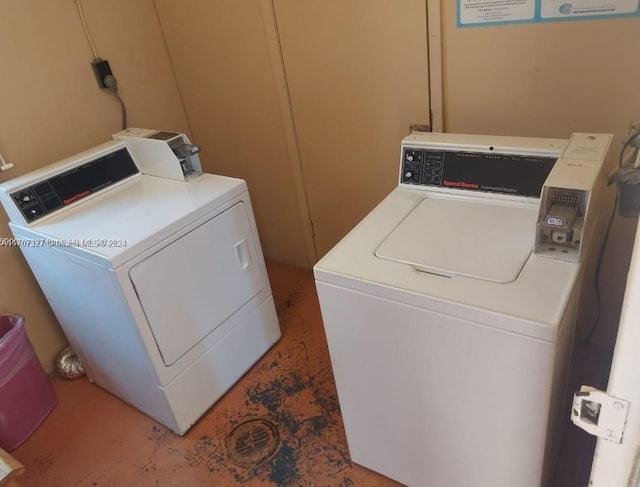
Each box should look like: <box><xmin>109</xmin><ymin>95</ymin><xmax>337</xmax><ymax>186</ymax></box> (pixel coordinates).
<box><xmin>0</xmin><ymin>153</ymin><xmax>14</xmax><ymax>172</ymax></box>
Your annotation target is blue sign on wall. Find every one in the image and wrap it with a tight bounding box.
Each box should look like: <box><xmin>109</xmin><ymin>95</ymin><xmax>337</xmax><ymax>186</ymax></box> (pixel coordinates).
<box><xmin>458</xmin><ymin>0</ymin><xmax>640</xmax><ymax>27</ymax></box>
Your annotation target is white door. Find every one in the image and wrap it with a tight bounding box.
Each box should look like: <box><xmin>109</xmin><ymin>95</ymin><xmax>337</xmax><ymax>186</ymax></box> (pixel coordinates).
<box><xmin>129</xmin><ymin>202</ymin><xmax>264</xmax><ymax>366</ymax></box>
<box><xmin>583</xmin><ymin>217</ymin><xmax>640</xmax><ymax>485</ymax></box>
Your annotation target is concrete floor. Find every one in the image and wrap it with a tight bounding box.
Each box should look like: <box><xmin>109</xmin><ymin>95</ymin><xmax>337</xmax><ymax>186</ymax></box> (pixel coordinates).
<box><xmin>11</xmin><ymin>261</ymin><xmax>612</xmax><ymax>486</ymax></box>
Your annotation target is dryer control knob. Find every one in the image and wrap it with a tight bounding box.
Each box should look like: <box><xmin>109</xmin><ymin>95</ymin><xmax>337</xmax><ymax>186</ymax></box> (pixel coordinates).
<box><xmin>405</xmin><ymin>171</ymin><xmax>413</xmax><ymax>178</ymax></box>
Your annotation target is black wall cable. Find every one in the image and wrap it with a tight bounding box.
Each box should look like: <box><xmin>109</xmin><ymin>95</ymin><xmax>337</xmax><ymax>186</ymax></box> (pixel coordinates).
<box><xmin>584</xmin><ymin>126</ymin><xmax>640</xmax><ymax>345</ymax></box>
<box><xmin>619</xmin><ymin>127</ymin><xmax>640</xmax><ymax>168</ymax></box>
<box><xmin>583</xmin><ymin>196</ymin><xmax>616</xmax><ymax>345</ymax></box>
<box><xmin>104</xmin><ymin>75</ymin><xmax>127</xmax><ymax>131</ymax></box>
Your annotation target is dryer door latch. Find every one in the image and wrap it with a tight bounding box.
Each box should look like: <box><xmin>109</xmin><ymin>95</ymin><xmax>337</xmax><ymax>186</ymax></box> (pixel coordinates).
<box><xmin>571</xmin><ymin>386</ymin><xmax>630</xmax><ymax>443</ymax></box>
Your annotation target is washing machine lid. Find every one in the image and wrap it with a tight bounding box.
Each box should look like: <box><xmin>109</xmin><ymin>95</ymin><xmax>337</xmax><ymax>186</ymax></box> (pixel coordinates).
<box><xmin>375</xmin><ymin>197</ymin><xmax>537</xmax><ymax>283</ymax></box>
<box><xmin>314</xmin><ymin>187</ymin><xmax>582</xmax><ymax>341</ymax></box>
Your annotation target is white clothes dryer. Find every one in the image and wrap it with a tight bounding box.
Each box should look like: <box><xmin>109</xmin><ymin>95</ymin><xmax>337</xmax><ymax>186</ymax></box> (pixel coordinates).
<box><xmin>314</xmin><ymin>132</ymin><xmax>612</xmax><ymax>487</ymax></box>
<box><xmin>0</xmin><ymin>139</ymin><xmax>280</xmax><ymax>434</ymax></box>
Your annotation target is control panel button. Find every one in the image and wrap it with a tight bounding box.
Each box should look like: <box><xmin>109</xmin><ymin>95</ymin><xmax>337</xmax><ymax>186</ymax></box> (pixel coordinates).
<box><xmin>12</xmin><ymin>189</ymin><xmax>46</xmax><ymax>222</ymax></box>
<box><xmin>401</xmin><ymin>147</ymin><xmax>447</xmax><ymax>186</ymax></box>
<box><xmin>403</xmin><ymin>149</ymin><xmax>424</xmax><ymax>163</ymax></box>
<box><xmin>15</xmin><ymin>191</ymin><xmax>35</xmax><ymax>206</ymax></box>
<box><xmin>25</xmin><ymin>205</ymin><xmax>44</xmax><ymax>220</ymax></box>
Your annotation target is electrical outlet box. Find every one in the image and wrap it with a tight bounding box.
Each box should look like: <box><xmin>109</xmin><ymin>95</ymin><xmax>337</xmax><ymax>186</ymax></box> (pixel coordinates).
<box><xmin>91</xmin><ymin>58</ymin><xmax>112</xmax><ymax>89</ymax></box>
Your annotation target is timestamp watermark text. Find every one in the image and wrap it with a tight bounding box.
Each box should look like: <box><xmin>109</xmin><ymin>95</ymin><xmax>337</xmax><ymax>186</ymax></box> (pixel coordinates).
<box><xmin>0</xmin><ymin>238</ymin><xmax>128</xmax><ymax>248</ymax></box>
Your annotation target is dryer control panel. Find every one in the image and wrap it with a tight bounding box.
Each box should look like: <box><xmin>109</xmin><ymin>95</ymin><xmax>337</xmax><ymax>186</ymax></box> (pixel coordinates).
<box><xmin>401</xmin><ymin>147</ymin><xmax>558</xmax><ymax>198</ymax></box>
<box><xmin>4</xmin><ymin>147</ymin><xmax>139</xmax><ymax>224</ymax></box>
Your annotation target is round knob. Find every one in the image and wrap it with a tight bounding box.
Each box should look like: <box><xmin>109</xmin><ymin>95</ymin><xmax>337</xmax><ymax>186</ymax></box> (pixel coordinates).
<box><xmin>406</xmin><ymin>155</ymin><xmax>414</xmax><ymax>162</ymax></box>
<box><xmin>405</xmin><ymin>171</ymin><xmax>413</xmax><ymax>178</ymax></box>
<box><xmin>22</xmin><ymin>195</ymin><xmax>31</xmax><ymax>202</ymax></box>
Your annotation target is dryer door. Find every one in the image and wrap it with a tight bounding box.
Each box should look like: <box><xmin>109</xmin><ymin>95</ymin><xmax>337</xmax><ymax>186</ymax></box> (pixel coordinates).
<box><xmin>129</xmin><ymin>202</ymin><xmax>264</xmax><ymax>365</ymax></box>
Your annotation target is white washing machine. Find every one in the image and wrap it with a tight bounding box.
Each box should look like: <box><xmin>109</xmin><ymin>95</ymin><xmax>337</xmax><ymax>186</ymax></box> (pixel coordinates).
<box><xmin>314</xmin><ymin>132</ymin><xmax>612</xmax><ymax>487</ymax></box>
<box><xmin>0</xmin><ymin>134</ymin><xmax>280</xmax><ymax>434</ymax></box>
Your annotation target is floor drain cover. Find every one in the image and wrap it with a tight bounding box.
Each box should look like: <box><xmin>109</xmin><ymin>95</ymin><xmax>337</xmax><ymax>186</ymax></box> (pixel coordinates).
<box><xmin>226</xmin><ymin>418</ymin><xmax>280</xmax><ymax>467</ymax></box>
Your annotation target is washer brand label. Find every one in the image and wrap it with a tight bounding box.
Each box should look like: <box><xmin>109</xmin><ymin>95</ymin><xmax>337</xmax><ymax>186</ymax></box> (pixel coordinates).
<box><xmin>443</xmin><ymin>180</ymin><xmax>480</xmax><ymax>190</ymax></box>
<box><xmin>546</xmin><ymin>216</ymin><xmax>564</xmax><ymax>226</ymax></box>
<box><xmin>63</xmin><ymin>190</ymin><xmax>91</xmax><ymax>205</ymax></box>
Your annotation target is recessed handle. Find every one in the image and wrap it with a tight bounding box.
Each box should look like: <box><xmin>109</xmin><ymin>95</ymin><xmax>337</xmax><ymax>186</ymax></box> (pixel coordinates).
<box><xmin>235</xmin><ymin>238</ymin><xmax>250</xmax><ymax>270</ymax></box>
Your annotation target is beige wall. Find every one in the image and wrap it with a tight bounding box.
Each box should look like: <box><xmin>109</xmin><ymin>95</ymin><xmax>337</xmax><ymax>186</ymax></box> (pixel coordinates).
<box><xmin>441</xmin><ymin>7</ymin><xmax>640</xmax><ymax>345</ymax></box>
<box><xmin>154</xmin><ymin>0</ymin><xmax>313</xmax><ymax>269</ymax></box>
<box><xmin>155</xmin><ymin>0</ymin><xmax>432</xmax><ymax>261</ymax></box>
<box><xmin>0</xmin><ymin>0</ymin><xmax>189</xmax><ymax>370</ymax></box>
<box><xmin>272</xmin><ymin>0</ymin><xmax>431</xmax><ymax>258</ymax></box>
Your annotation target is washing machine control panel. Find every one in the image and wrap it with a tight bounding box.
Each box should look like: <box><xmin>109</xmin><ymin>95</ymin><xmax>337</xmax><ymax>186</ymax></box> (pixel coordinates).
<box><xmin>401</xmin><ymin>147</ymin><xmax>558</xmax><ymax>198</ymax></box>
<box><xmin>10</xmin><ymin>147</ymin><xmax>140</xmax><ymax>223</ymax></box>
<box><xmin>402</xmin><ymin>149</ymin><xmax>443</xmax><ymax>186</ymax></box>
